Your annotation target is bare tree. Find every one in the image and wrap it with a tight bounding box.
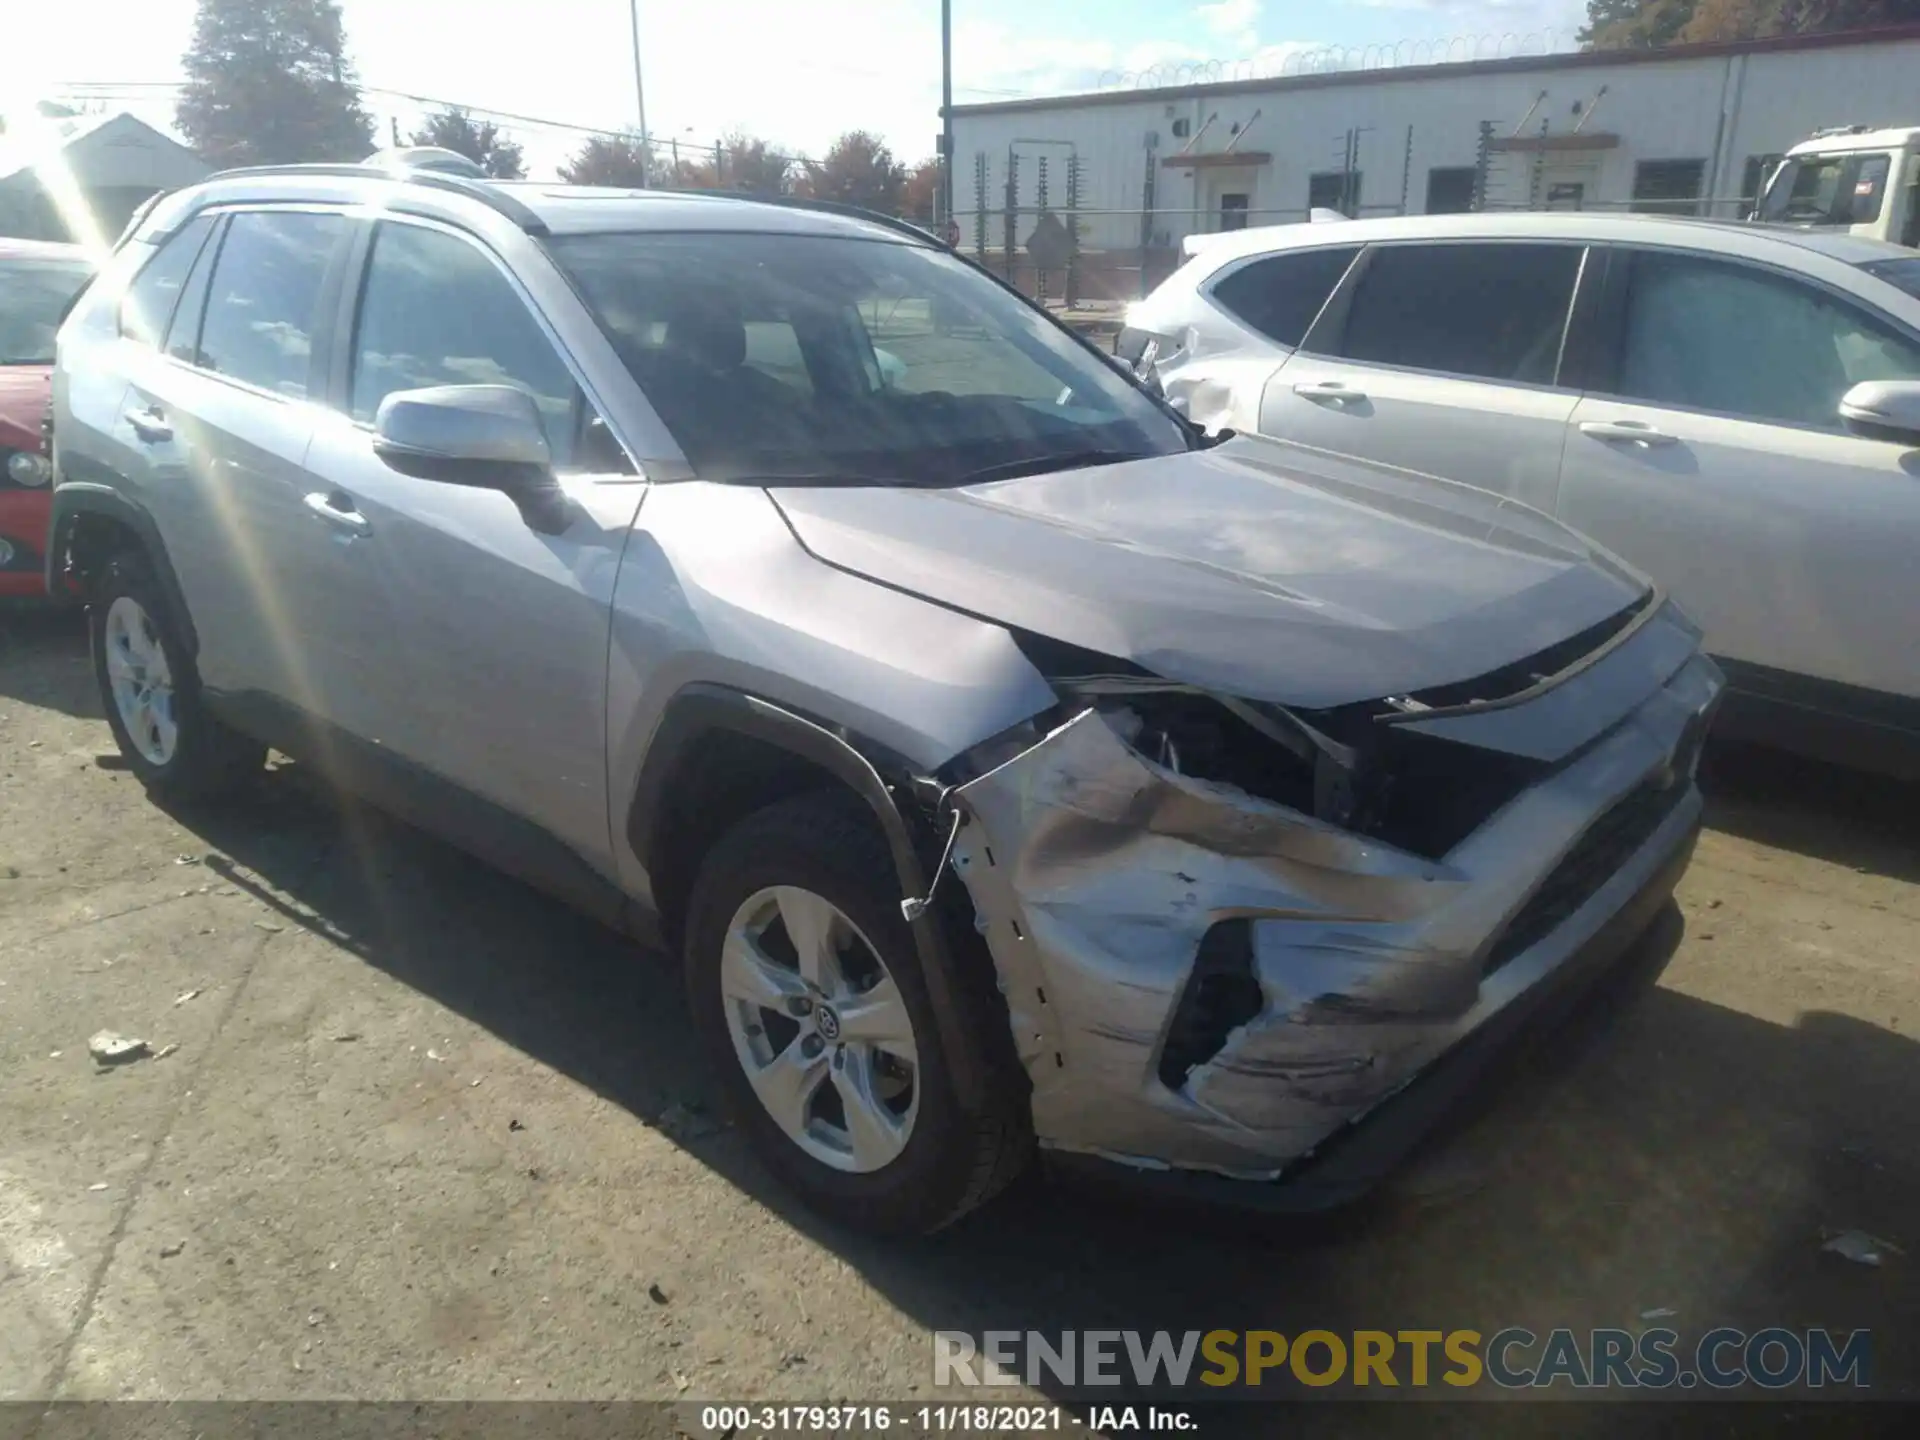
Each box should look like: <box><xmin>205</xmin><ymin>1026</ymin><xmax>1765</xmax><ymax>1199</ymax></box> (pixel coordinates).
<box><xmin>408</xmin><ymin>108</ymin><xmax>526</xmax><ymax>179</ymax></box>
<box><xmin>560</xmin><ymin>133</ymin><xmax>653</xmax><ymax>187</ymax></box>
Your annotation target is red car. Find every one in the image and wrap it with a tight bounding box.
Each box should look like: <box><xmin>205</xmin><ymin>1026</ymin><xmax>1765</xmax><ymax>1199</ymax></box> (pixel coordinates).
<box><xmin>1</xmin><ymin>238</ymin><xmax>95</xmax><ymax>600</ymax></box>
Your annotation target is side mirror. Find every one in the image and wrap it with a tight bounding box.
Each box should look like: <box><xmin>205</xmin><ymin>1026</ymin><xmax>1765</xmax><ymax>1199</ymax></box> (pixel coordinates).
<box><xmin>1839</xmin><ymin>379</ymin><xmax>1920</xmax><ymax>443</ymax></box>
<box><xmin>373</xmin><ymin>384</ymin><xmax>568</xmax><ymax>531</ymax></box>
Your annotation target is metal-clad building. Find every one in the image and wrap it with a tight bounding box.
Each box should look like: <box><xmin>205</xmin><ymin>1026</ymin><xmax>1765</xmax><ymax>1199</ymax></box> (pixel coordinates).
<box><xmin>947</xmin><ymin>24</ymin><xmax>1920</xmax><ymax>298</ymax></box>
<box><xmin>0</xmin><ymin>113</ymin><xmax>210</xmax><ymax>246</ymax></box>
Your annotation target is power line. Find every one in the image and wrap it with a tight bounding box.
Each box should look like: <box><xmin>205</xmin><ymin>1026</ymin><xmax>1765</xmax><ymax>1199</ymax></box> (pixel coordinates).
<box><xmin>52</xmin><ymin>81</ymin><xmax>645</xmax><ymax>140</ymax></box>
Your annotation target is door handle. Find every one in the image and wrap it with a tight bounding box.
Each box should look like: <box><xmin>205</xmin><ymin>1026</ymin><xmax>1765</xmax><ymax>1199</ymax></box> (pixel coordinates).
<box><xmin>1579</xmin><ymin>419</ymin><xmax>1677</xmax><ymax>447</ymax></box>
<box><xmin>124</xmin><ymin>407</ymin><xmax>172</xmax><ymax>443</ymax></box>
<box><xmin>1293</xmin><ymin>380</ymin><xmax>1365</xmax><ymax>404</ymax></box>
<box><xmin>303</xmin><ymin>490</ymin><xmax>372</xmax><ymax>537</ymax></box>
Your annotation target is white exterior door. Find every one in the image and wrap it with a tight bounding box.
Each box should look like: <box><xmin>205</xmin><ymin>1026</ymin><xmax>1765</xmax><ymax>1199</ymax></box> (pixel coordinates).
<box><xmin>1260</xmin><ymin>239</ymin><xmax>1588</xmax><ymax>514</ymax></box>
<box><xmin>1555</xmin><ymin>247</ymin><xmax>1920</xmax><ymax>702</ymax></box>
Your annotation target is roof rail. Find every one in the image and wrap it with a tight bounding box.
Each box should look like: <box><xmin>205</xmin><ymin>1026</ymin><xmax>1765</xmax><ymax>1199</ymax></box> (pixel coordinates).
<box><xmin>678</xmin><ymin>189</ymin><xmax>942</xmax><ymax>246</ymax></box>
<box><xmin>203</xmin><ymin>162</ymin><xmax>548</xmax><ymax>233</ymax></box>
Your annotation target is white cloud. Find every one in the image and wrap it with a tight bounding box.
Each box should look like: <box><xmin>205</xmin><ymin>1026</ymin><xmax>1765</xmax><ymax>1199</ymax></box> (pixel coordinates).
<box><xmin>1196</xmin><ymin>0</ymin><xmax>1263</xmax><ymax>53</ymax></box>
<box><xmin>1198</xmin><ymin>0</ymin><xmax>1262</xmax><ymax>35</ymax></box>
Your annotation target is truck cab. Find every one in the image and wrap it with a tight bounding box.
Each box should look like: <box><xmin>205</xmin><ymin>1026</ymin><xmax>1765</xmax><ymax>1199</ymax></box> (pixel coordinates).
<box><xmin>1757</xmin><ymin>125</ymin><xmax>1920</xmax><ymax>248</ymax></box>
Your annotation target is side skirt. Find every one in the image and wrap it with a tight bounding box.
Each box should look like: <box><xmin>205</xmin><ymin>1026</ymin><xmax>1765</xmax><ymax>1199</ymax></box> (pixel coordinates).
<box><xmin>1713</xmin><ymin>657</ymin><xmax>1920</xmax><ymax>782</ymax></box>
<box><xmin>204</xmin><ymin>689</ymin><xmax>647</xmax><ymax>940</ymax></box>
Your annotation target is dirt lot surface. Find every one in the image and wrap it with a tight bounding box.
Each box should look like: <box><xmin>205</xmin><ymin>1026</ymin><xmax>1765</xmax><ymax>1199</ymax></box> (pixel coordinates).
<box><xmin>3</xmin><ymin>607</ymin><xmax>1916</xmax><ymax>1431</ymax></box>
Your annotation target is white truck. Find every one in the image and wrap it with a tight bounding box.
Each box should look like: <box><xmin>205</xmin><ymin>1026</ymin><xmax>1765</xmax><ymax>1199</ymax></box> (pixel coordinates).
<box><xmin>1756</xmin><ymin>125</ymin><xmax>1920</xmax><ymax>248</ymax></box>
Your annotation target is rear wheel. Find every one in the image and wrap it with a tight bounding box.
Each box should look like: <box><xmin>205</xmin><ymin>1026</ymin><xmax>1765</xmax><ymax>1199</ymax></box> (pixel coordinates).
<box><xmin>91</xmin><ymin>553</ymin><xmax>263</xmax><ymax>800</ymax></box>
<box><xmin>684</xmin><ymin>791</ymin><xmax>1031</xmax><ymax>1234</ymax></box>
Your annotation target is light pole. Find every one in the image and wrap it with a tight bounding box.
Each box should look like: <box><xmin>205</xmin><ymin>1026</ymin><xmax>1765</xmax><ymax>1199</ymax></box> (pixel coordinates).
<box><xmin>628</xmin><ymin>0</ymin><xmax>651</xmax><ymax>186</ymax></box>
<box><xmin>940</xmin><ymin>0</ymin><xmax>954</xmax><ymax>225</ymax></box>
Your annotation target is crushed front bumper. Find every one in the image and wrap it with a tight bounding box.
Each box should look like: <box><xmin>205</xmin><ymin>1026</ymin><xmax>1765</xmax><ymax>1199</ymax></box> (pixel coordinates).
<box><xmin>948</xmin><ymin>623</ymin><xmax>1720</xmax><ymax>1193</ymax></box>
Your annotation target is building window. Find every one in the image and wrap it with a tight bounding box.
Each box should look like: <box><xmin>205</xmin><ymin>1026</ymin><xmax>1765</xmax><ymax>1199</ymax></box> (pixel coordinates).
<box><xmin>1426</xmin><ymin>167</ymin><xmax>1477</xmax><ymax>214</ymax></box>
<box><xmin>1171</xmin><ymin>117</ymin><xmax>1192</xmax><ymax>139</ymax></box>
<box><xmin>1545</xmin><ymin>182</ymin><xmax>1586</xmax><ymax>210</ymax></box>
<box><xmin>1218</xmin><ymin>193</ymin><xmax>1250</xmax><ymax>231</ymax></box>
<box><xmin>1309</xmin><ymin>171</ymin><xmax>1362</xmax><ymax>216</ymax></box>
<box><xmin>1742</xmin><ymin>154</ymin><xmax>1785</xmax><ymax>213</ymax></box>
<box><xmin>1632</xmin><ymin>159</ymin><xmax>1706</xmax><ymax>216</ymax></box>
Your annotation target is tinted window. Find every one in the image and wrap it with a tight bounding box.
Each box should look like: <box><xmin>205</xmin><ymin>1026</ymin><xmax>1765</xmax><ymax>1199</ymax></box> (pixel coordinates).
<box><xmin>1339</xmin><ymin>242</ymin><xmax>1581</xmax><ymax>385</ymax></box>
<box><xmin>1425</xmin><ymin>168</ymin><xmax>1476</xmax><ymax>215</ymax></box>
<box><xmin>1308</xmin><ymin>172</ymin><xmax>1361</xmax><ymax>216</ymax></box>
<box><xmin>1632</xmin><ymin>159</ymin><xmax>1706</xmax><ymax>216</ymax></box>
<box><xmin>1209</xmin><ymin>246</ymin><xmax>1359</xmax><ymax>348</ymax></box>
<box><xmin>1613</xmin><ymin>251</ymin><xmax>1920</xmax><ymax>429</ymax></box>
<box><xmin>119</xmin><ymin>215</ymin><xmax>214</xmax><ymax>348</ymax></box>
<box><xmin>197</xmin><ymin>211</ymin><xmax>344</xmax><ymax>397</ymax></box>
<box><xmin>551</xmin><ymin>231</ymin><xmax>1188</xmax><ymax>485</ymax></box>
<box><xmin>164</xmin><ymin>217</ymin><xmax>223</xmax><ymax>363</ymax></box>
<box><xmin>0</xmin><ymin>257</ymin><xmax>94</xmax><ymax>365</ymax></box>
<box><xmin>351</xmin><ymin>223</ymin><xmax>580</xmax><ymax>464</ymax></box>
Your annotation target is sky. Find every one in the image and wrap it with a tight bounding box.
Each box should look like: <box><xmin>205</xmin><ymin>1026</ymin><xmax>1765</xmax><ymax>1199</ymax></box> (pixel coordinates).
<box><xmin>12</xmin><ymin>0</ymin><xmax>1589</xmax><ymax>176</ymax></box>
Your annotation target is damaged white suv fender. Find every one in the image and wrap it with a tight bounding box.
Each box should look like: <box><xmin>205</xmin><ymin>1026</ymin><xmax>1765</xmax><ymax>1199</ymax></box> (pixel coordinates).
<box><xmin>50</xmin><ymin>165</ymin><xmax>1720</xmax><ymax>1237</ymax></box>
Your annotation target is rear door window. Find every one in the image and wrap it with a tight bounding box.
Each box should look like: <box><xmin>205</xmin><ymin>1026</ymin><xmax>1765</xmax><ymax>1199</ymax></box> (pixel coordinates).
<box><xmin>196</xmin><ymin>210</ymin><xmax>346</xmax><ymax>397</ymax></box>
<box><xmin>1336</xmin><ymin>242</ymin><xmax>1583</xmax><ymax>385</ymax></box>
<box><xmin>119</xmin><ymin>214</ymin><xmax>216</xmax><ymax>348</ymax></box>
<box><xmin>1206</xmin><ymin>246</ymin><xmax>1359</xmax><ymax>348</ymax></box>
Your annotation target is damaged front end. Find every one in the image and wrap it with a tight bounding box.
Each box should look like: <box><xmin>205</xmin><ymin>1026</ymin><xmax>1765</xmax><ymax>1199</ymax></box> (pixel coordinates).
<box><xmin>934</xmin><ymin>597</ymin><xmax>1721</xmax><ymax>1184</ymax></box>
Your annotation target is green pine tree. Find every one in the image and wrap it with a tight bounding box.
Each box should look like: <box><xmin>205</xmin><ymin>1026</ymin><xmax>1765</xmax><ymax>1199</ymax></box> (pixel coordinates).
<box><xmin>176</xmin><ymin>0</ymin><xmax>376</xmax><ymax>167</ymax></box>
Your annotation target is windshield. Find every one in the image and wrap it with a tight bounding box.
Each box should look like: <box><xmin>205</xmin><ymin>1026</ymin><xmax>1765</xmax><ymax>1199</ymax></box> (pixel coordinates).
<box><xmin>0</xmin><ymin>258</ymin><xmax>94</xmax><ymax>365</ymax></box>
<box><xmin>1759</xmin><ymin>152</ymin><xmax>1892</xmax><ymax>227</ymax></box>
<box><xmin>548</xmin><ymin>231</ymin><xmax>1190</xmax><ymax>484</ymax></box>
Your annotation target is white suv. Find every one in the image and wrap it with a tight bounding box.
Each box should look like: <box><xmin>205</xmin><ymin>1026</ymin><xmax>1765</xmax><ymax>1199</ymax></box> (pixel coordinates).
<box><xmin>1126</xmin><ymin>212</ymin><xmax>1920</xmax><ymax>777</ymax></box>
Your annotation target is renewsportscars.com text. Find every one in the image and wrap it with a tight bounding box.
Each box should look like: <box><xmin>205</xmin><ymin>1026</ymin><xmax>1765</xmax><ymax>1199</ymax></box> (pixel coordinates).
<box><xmin>933</xmin><ymin>1327</ymin><xmax>1872</xmax><ymax>1392</ymax></box>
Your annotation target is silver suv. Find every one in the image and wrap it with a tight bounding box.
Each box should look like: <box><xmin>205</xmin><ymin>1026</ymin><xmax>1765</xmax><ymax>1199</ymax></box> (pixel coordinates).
<box><xmin>49</xmin><ymin>163</ymin><xmax>1720</xmax><ymax>1234</ymax></box>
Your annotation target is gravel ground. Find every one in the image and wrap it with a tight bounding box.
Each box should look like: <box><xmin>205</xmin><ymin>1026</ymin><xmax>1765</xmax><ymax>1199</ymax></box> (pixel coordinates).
<box><xmin>2</xmin><ymin>606</ymin><xmax>1915</xmax><ymax>1431</ymax></box>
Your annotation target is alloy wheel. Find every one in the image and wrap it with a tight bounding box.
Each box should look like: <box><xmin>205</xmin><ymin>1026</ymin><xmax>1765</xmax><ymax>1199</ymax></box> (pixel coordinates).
<box><xmin>103</xmin><ymin>596</ymin><xmax>178</xmax><ymax>766</ymax></box>
<box><xmin>719</xmin><ymin>885</ymin><xmax>921</xmax><ymax>1173</ymax></box>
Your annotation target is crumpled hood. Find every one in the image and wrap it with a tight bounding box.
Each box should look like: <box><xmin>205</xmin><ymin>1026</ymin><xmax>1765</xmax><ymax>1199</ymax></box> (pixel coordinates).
<box><xmin>0</xmin><ymin>366</ymin><xmax>52</xmax><ymax>452</ymax></box>
<box><xmin>769</xmin><ymin>435</ymin><xmax>1649</xmax><ymax>710</ymax></box>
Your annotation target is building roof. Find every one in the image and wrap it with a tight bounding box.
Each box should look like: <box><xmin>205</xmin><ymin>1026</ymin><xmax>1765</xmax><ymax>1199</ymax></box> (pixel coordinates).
<box><xmin>948</xmin><ymin>23</ymin><xmax>1920</xmax><ymax>119</ymax></box>
<box><xmin>0</xmin><ymin>236</ymin><xmax>91</xmax><ymax>263</ymax></box>
<box><xmin>0</xmin><ymin>111</ymin><xmax>207</xmax><ymax>190</ymax></box>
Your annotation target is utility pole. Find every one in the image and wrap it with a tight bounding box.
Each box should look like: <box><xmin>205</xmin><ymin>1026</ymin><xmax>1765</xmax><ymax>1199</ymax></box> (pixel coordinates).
<box><xmin>628</xmin><ymin>0</ymin><xmax>651</xmax><ymax>186</ymax></box>
<box><xmin>941</xmin><ymin>0</ymin><xmax>954</xmax><ymax>224</ymax></box>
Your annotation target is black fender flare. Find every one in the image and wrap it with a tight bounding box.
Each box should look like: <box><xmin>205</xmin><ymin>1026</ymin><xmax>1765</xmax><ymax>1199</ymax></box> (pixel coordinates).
<box><xmin>627</xmin><ymin>683</ymin><xmax>984</xmax><ymax>1110</ymax></box>
<box><xmin>46</xmin><ymin>483</ymin><xmax>199</xmax><ymax>656</ymax></box>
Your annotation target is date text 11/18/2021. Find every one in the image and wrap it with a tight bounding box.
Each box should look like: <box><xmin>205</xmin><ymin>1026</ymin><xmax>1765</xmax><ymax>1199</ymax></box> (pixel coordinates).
<box><xmin>697</xmin><ymin>1405</ymin><xmax>1196</xmax><ymax>1433</ymax></box>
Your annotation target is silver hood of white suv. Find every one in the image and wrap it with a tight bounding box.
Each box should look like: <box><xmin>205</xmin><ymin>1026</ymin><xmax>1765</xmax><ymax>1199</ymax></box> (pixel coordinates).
<box><xmin>769</xmin><ymin>434</ymin><xmax>1648</xmax><ymax>710</ymax></box>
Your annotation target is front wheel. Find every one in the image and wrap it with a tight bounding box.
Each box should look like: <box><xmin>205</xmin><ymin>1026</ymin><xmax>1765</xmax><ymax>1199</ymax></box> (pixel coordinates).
<box><xmin>684</xmin><ymin>792</ymin><xmax>1030</xmax><ymax>1234</ymax></box>
<box><xmin>90</xmin><ymin>552</ymin><xmax>263</xmax><ymax>800</ymax></box>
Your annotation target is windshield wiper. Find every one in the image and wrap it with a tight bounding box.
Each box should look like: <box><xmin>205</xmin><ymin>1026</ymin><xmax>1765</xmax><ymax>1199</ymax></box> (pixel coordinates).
<box><xmin>951</xmin><ymin>449</ymin><xmax>1154</xmax><ymax>485</ymax></box>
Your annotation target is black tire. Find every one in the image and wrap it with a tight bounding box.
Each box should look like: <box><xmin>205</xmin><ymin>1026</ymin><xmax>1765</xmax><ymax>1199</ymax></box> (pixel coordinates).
<box><xmin>90</xmin><ymin>550</ymin><xmax>263</xmax><ymax>801</ymax></box>
<box><xmin>684</xmin><ymin>790</ymin><xmax>1032</xmax><ymax>1235</ymax></box>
